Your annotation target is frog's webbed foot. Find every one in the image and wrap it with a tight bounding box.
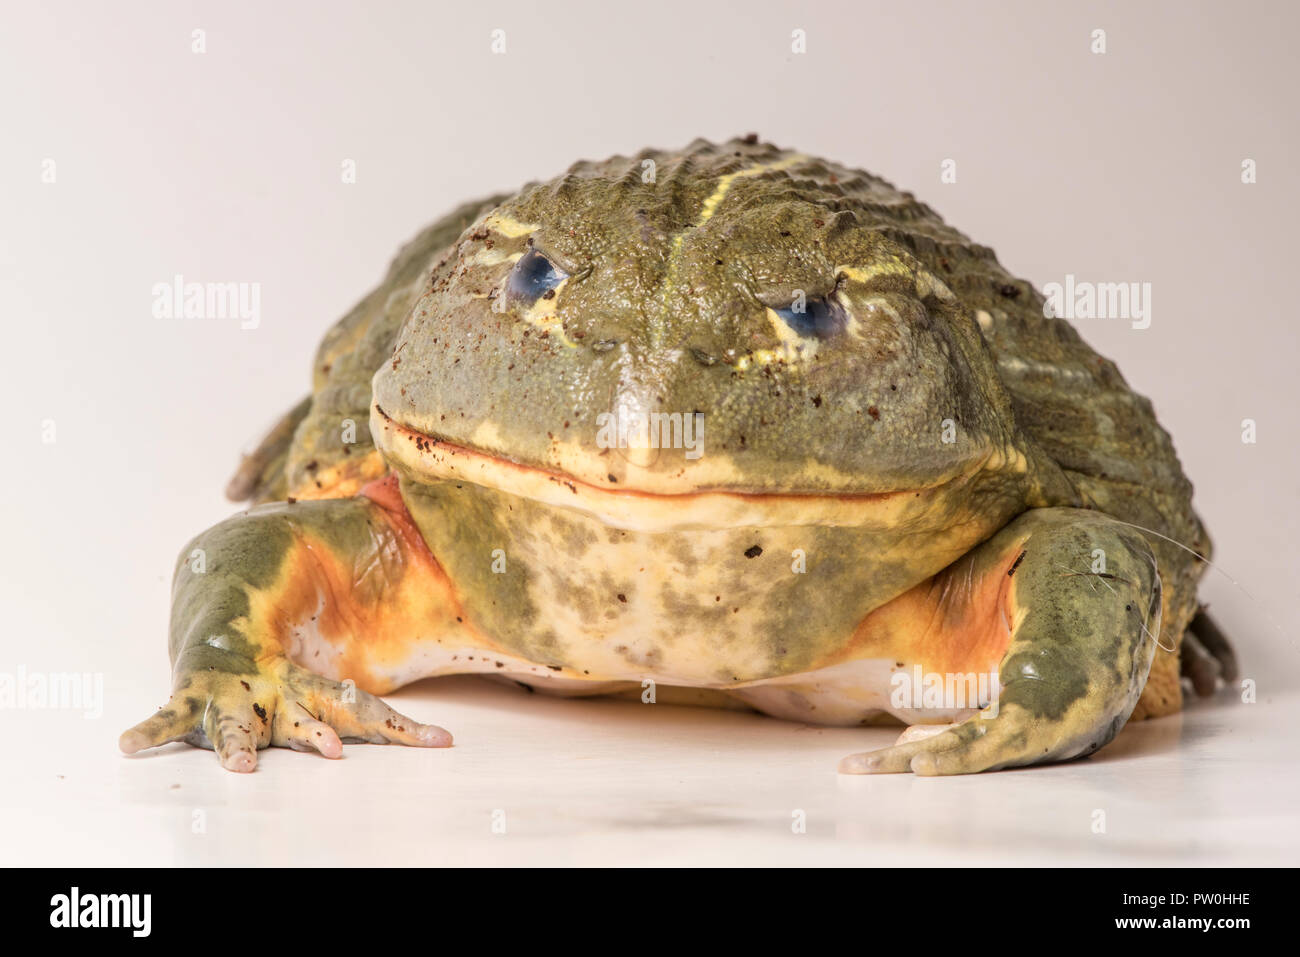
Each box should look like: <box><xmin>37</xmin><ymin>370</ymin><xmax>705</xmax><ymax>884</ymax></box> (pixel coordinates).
<box><xmin>841</xmin><ymin>507</ymin><xmax>1162</xmax><ymax>776</ymax></box>
<box><xmin>121</xmin><ymin>494</ymin><xmax>453</xmax><ymax>772</ymax></box>
<box><xmin>120</xmin><ymin>658</ymin><xmax>451</xmax><ymax>772</ymax></box>
<box><xmin>1181</xmin><ymin>609</ymin><xmax>1238</xmax><ymax>697</ymax></box>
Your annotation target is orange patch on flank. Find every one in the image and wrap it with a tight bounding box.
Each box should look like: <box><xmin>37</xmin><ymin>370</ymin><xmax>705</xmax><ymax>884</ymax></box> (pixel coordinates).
<box><xmin>251</xmin><ymin>478</ymin><xmax>497</xmax><ymax>693</ymax></box>
<box><xmin>829</xmin><ymin>538</ymin><xmax>1029</xmax><ymax>677</ymax></box>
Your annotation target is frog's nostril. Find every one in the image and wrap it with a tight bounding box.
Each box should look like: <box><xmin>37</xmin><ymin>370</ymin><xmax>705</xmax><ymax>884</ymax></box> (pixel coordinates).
<box><xmin>773</xmin><ymin>297</ymin><xmax>846</xmax><ymax>339</ymax></box>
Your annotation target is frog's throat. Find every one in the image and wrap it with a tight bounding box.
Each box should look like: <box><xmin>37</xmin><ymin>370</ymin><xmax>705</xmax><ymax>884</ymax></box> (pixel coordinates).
<box><xmin>372</xmin><ymin>402</ymin><xmax>993</xmax><ymax>533</ymax></box>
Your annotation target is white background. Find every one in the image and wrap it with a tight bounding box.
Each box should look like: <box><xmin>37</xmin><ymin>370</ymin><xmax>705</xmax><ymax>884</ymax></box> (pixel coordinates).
<box><xmin>2</xmin><ymin>0</ymin><xmax>1297</xmax><ymax>865</ymax></box>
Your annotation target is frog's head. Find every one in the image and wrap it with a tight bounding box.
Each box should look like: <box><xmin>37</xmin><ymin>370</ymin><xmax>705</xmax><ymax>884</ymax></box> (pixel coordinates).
<box><xmin>372</xmin><ymin>137</ymin><xmax>1032</xmax><ymax>526</ymax></box>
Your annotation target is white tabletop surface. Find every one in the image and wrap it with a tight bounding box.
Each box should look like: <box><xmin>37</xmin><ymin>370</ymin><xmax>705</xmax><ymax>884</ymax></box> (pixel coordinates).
<box><xmin>6</xmin><ymin>672</ymin><xmax>1297</xmax><ymax>867</ymax></box>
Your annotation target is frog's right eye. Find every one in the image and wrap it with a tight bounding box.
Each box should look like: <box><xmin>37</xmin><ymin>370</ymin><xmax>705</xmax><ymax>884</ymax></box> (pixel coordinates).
<box><xmin>772</xmin><ymin>295</ymin><xmax>846</xmax><ymax>339</ymax></box>
<box><xmin>507</xmin><ymin>249</ymin><xmax>568</xmax><ymax>305</ymax></box>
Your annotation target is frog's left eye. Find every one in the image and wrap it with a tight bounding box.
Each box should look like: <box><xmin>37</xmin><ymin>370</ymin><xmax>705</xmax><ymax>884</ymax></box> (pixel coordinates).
<box><xmin>507</xmin><ymin>249</ymin><xmax>568</xmax><ymax>305</ymax></box>
<box><xmin>773</xmin><ymin>295</ymin><xmax>846</xmax><ymax>338</ymax></box>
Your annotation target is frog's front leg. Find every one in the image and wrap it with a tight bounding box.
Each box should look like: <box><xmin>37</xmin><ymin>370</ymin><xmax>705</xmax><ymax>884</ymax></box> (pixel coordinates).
<box><xmin>120</xmin><ymin>480</ymin><xmax>455</xmax><ymax>771</ymax></box>
<box><xmin>841</xmin><ymin>507</ymin><xmax>1162</xmax><ymax>775</ymax></box>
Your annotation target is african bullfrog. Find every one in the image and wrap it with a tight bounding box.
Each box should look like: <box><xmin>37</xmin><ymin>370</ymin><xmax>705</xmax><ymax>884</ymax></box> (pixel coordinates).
<box><xmin>120</xmin><ymin>136</ymin><xmax>1236</xmax><ymax>774</ymax></box>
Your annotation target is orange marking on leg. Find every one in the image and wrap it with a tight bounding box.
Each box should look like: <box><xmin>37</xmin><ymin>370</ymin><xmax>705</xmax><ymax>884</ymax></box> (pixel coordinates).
<box><xmin>248</xmin><ymin>482</ymin><xmax>508</xmax><ymax>692</ymax></box>
<box><xmin>828</xmin><ymin>537</ymin><xmax>1027</xmax><ymax>676</ymax></box>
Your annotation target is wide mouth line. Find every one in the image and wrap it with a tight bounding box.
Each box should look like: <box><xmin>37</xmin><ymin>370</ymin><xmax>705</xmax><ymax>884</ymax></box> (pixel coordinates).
<box><xmin>372</xmin><ymin>402</ymin><xmax>950</xmax><ymax>504</ymax></box>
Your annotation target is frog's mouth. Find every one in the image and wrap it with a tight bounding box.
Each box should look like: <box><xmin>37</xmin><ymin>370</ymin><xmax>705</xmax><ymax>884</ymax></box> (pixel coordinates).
<box><xmin>371</xmin><ymin>402</ymin><xmax>999</xmax><ymax>532</ymax></box>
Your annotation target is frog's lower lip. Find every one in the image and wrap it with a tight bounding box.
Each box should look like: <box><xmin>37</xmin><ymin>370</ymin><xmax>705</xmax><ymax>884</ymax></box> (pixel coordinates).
<box><xmin>371</xmin><ymin>403</ymin><xmax>966</xmax><ymax>532</ymax></box>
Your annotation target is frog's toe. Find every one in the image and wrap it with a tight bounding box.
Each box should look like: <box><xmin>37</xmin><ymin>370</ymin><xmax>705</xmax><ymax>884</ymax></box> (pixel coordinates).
<box><xmin>283</xmin><ymin>717</ymin><xmax>344</xmax><ymax>757</ymax></box>
<box><xmin>839</xmin><ymin>705</ymin><xmax>1074</xmax><ymax>776</ymax></box>
<box><xmin>840</xmin><ymin>723</ymin><xmax>986</xmax><ymax>774</ymax></box>
<box><xmin>304</xmin><ymin>675</ymin><xmax>453</xmax><ymax>749</ymax></box>
<box><xmin>840</xmin><ymin>723</ymin><xmax>955</xmax><ymax>766</ymax></box>
<box><xmin>892</xmin><ymin>723</ymin><xmax>956</xmax><ymax>746</ymax></box>
<box><xmin>1180</xmin><ymin>631</ymin><xmax>1222</xmax><ymax>697</ymax></box>
<box><xmin>212</xmin><ymin>718</ymin><xmax>260</xmax><ymax>772</ymax></box>
<box><xmin>119</xmin><ymin>705</ymin><xmax>198</xmax><ymax>755</ymax></box>
<box><xmin>839</xmin><ymin>740</ymin><xmax>924</xmax><ymax>774</ymax></box>
<box><xmin>1185</xmin><ymin>609</ymin><xmax>1238</xmax><ymax>691</ymax></box>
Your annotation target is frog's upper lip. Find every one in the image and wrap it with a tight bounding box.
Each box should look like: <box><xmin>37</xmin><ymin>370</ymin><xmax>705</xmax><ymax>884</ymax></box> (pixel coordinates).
<box><xmin>371</xmin><ymin>402</ymin><xmax>981</xmax><ymax>531</ymax></box>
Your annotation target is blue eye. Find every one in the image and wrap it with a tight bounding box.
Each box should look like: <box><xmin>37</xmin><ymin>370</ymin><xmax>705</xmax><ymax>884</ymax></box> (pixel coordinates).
<box><xmin>507</xmin><ymin>248</ymin><xmax>568</xmax><ymax>304</ymax></box>
<box><xmin>773</xmin><ymin>296</ymin><xmax>846</xmax><ymax>338</ymax></box>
